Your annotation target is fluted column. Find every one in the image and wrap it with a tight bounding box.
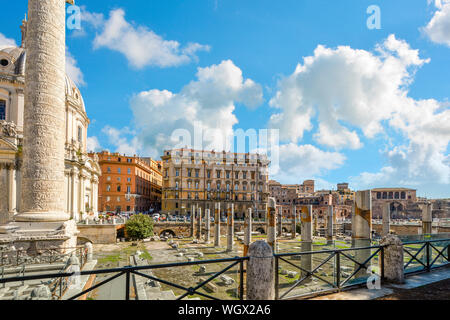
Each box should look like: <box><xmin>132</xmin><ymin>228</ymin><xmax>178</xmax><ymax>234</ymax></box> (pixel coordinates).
<box><xmin>16</xmin><ymin>0</ymin><xmax>69</xmax><ymax>222</ymax></box>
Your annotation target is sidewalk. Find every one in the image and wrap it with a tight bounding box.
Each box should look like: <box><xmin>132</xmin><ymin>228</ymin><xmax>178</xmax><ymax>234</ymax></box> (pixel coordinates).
<box><xmin>310</xmin><ymin>266</ymin><xmax>450</xmax><ymax>300</ymax></box>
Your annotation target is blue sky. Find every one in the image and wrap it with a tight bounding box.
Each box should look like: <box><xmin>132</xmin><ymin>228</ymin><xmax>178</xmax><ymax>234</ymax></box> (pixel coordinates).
<box><xmin>1</xmin><ymin>0</ymin><xmax>449</xmax><ymax>198</ymax></box>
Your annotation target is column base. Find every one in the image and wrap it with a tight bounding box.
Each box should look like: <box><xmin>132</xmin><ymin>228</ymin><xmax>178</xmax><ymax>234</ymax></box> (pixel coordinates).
<box><xmin>14</xmin><ymin>212</ymin><xmax>71</xmax><ymax>222</ymax></box>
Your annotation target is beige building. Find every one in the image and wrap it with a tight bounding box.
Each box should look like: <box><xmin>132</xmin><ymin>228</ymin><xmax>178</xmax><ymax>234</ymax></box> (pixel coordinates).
<box><xmin>161</xmin><ymin>148</ymin><xmax>270</xmax><ymax>218</ymax></box>
<box><xmin>0</xmin><ymin>24</ymin><xmax>100</xmax><ymax>226</ymax></box>
<box><xmin>371</xmin><ymin>188</ymin><xmax>417</xmax><ymax>219</ymax></box>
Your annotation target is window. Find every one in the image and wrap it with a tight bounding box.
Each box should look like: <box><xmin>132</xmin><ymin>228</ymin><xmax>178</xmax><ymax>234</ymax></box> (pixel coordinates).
<box><xmin>127</xmin><ymin>186</ymin><xmax>131</xmax><ymax>193</ymax></box>
<box><xmin>176</xmin><ymin>169</ymin><xmax>179</xmax><ymax>177</ymax></box>
<box><xmin>117</xmin><ymin>168</ymin><xmax>121</xmax><ymax>174</ymax></box>
<box><xmin>77</xmin><ymin>126</ymin><xmax>83</xmax><ymax>144</ymax></box>
<box><xmin>106</xmin><ymin>185</ymin><xmax>111</xmax><ymax>192</ymax></box>
<box><xmin>195</xmin><ymin>170</ymin><xmax>199</xmax><ymax>178</ymax></box>
<box><xmin>188</xmin><ymin>169</ymin><xmax>192</xmax><ymax>177</ymax></box>
<box><xmin>107</xmin><ymin>176</ymin><xmax>111</xmax><ymax>181</ymax></box>
<box><xmin>106</xmin><ymin>196</ymin><xmax>111</xmax><ymax>202</ymax></box>
<box><xmin>107</xmin><ymin>167</ymin><xmax>111</xmax><ymax>173</ymax></box>
<box><xmin>117</xmin><ymin>186</ymin><xmax>121</xmax><ymax>192</ymax></box>
<box><xmin>127</xmin><ymin>168</ymin><xmax>131</xmax><ymax>174</ymax></box>
<box><xmin>127</xmin><ymin>177</ymin><xmax>131</xmax><ymax>182</ymax></box>
<box><xmin>0</xmin><ymin>100</ymin><xmax>6</xmax><ymax>120</ymax></box>
<box><xmin>216</xmin><ymin>171</ymin><xmax>221</xmax><ymax>178</ymax></box>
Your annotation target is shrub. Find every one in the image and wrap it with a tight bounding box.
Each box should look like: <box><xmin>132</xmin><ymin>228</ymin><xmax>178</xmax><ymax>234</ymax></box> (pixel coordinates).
<box><xmin>125</xmin><ymin>214</ymin><xmax>154</xmax><ymax>240</ymax></box>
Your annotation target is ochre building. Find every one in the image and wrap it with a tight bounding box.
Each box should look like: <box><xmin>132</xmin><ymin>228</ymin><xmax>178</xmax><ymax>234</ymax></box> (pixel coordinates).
<box><xmin>91</xmin><ymin>151</ymin><xmax>162</xmax><ymax>214</ymax></box>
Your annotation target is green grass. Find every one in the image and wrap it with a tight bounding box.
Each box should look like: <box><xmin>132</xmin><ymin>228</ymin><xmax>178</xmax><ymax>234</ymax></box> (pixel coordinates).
<box><xmin>139</xmin><ymin>249</ymin><xmax>153</xmax><ymax>261</ymax></box>
<box><xmin>98</xmin><ymin>253</ymin><xmax>122</xmax><ymax>264</ymax></box>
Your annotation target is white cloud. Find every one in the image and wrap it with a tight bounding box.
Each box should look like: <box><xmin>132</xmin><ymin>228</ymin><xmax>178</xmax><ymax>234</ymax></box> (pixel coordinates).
<box><xmin>0</xmin><ymin>33</ymin><xmax>16</xmax><ymax>50</ymax></box>
<box><xmin>423</xmin><ymin>0</ymin><xmax>450</xmax><ymax>47</ymax></box>
<box><xmin>270</xmin><ymin>35</ymin><xmax>449</xmax><ymax>191</ymax></box>
<box><xmin>86</xmin><ymin>136</ymin><xmax>102</xmax><ymax>152</ymax></box>
<box><xmin>270</xmin><ymin>35</ymin><xmax>429</xmax><ymax>150</ymax></box>
<box><xmin>65</xmin><ymin>49</ymin><xmax>85</xmax><ymax>86</ymax></box>
<box><xmin>127</xmin><ymin>60</ymin><xmax>263</xmax><ymax>158</ymax></box>
<box><xmin>101</xmin><ymin>126</ymin><xmax>140</xmax><ymax>156</ymax></box>
<box><xmin>92</xmin><ymin>8</ymin><xmax>210</xmax><ymax>69</ymax></box>
<box><xmin>271</xmin><ymin>143</ymin><xmax>346</xmax><ymax>184</ymax></box>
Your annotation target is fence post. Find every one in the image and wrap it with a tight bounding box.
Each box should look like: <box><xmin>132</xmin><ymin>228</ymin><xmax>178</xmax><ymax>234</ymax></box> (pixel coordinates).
<box><xmin>379</xmin><ymin>234</ymin><xmax>404</xmax><ymax>284</ymax></box>
<box><xmin>125</xmin><ymin>270</ymin><xmax>130</xmax><ymax>300</ymax></box>
<box><xmin>246</xmin><ymin>241</ymin><xmax>274</xmax><ymax>300</ymax></box>
<box><xmin>336</xmin><ymin>251</ymin><xmax>340</xmax><ymax>288</ymax></box>
<box><xmin>426</xmin><ymin>242</ymin><xmax>431</xmax><ymax>272</ymax></box>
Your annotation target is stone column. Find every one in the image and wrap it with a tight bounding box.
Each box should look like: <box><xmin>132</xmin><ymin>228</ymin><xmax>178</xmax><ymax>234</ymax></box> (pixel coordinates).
<box><xmin>190</xmin><ymin>205</ymin><xmax>196</xmax><ymax>238</ymax></box>
<box><xmin>380</xmin><ymin>234</ymin><xmax>404</xmax><ymax>284</ymax></box>
<box><xmin>300</xmin><ymin>205</ymin><xmax>312</xmax><ymax>282</ymax></box>
<box><xmin>421</xmin><ymin>203</ymin><xmax>432</xmax><ymax>235</ymax></box>
<box><xmin>291</xmin><ymin>205</ymin><xmax>297</xmax><ymax>240</ymax></box>
<box><xmin>382</xmin><ymin>203</ymin><xmax>391</xmax><ymax>237</ymax></box>
<box><xmin>277</xmin><ymin>206</ymin><xmax>283</xmax><ymax>238</ymax></box>
<box><xmin>16</xmin><ymin>0</ymin><xmax>69</xmax><ymax>222</ymax></box>
<box><xmin>84</xmin><ymin>242</ymin><xmax>93</xmax><ymax>262</ymax></box>
<box><xmin>205</xmin><ymin>209</ymin><xmax>210</xmax><ymax>243</ymax></box>
<box><xmin>70</xmin><ymin>168</ymin><xmax>78</xmax><ymax>219</ymax></box>
<box><xmin>214</xmin><ymin>202</ymin><xmax>221</xmax><ymax>247</ymax></box>
<box><xmin>0</xmin><ymin>166</ymin><xmax>9</xmax><ymax>225</ymax></box>
<box><xmin>267</xmin><ymin>198</ymin><xmax>277</xmax><ymax>253</ymax></box>
<box><xmin>326</xmin><ymin>205</ymin><xmax>334</xmax><ymax>245</ymax></box>
<box><xmin>8</xmin><ymin>165</ymin><xmax>17</xmax><ymax>218</ymax></box>
<box><xmin>226</xmin><ymin>203</ymin><xmax>234</xmax><ymax>252</ymax></box>
<box><xmin>244</xmin><ymin>208</ymin><xmax>252</xmax><ymax>257</ymax></box>
<box><xmin>246</xmin><ymin>241</ymin><xmax>274</xmax><ymax>300</ymax></box>
<box><xmin>352</xmin><ymin>190</ymin><xmax>372</xmax><ymax>278</ymax></box>
<box><xmin>196</xmin><ymin>206</ymin><xmax>202</xmax><ymax>240</ymax></box>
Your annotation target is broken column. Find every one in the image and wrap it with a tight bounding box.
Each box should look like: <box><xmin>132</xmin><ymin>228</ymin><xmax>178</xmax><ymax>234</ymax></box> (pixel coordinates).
<box><xmin>196</xmin><ymin>205</ymin><xmax>202</xmax><ymax>240</ymax></box>
<box><xmin>421</xmin><ymin>202</ymin><xmax>433</xmax><ymax>235</ymax></box>
<box><xmin>244</xmin><ymin>208</ymin><xmax>252</xmax><ymax>257</ymax></box>
<box><xmin>226</xmin><ymin>203</ymin><xmax>234</xmax><ymax>252</ymax></box>
<box><xmin>267</xmin><ymin>198</ymin><xmax>277</xmax><ymax>253</ymax></box>
<box><xmin>382</xmin><ymin>203</ymin><xmax>391</xmax><ymax>237</ymax></box>
<box><xmin>277</xmin><ymin>206</ymin><xmax>283</xmax><ymax>238</ymax></box>
<box><xmin>190</xmin><ymin>205</ymin><xmax>196</xmax><ymax>238</ymax></box>
<box><xmin>326</xmin><ymin>205</ymin><xmax>334</xmax><ymax>245</ymax></box>
<box><xmin>246</xmin><ymin>241</ymin><xmax>274</xmax><ymax>300</ymax></box>
<box><xmin>352</xmin><ymin>190</ymin><xmax>372</xmax><ymax>278</ymax></box>
<box><xmin>380</xmin><ymin>234</ymin><xmax>405</xmax><ymax>284</ymax></box>
<box><xmin>291</xmin><ymin>205</ymin><xmax>297</xmax><ymax>240</ymax></box>
<box><xmin>214</xmin><ymin>202</ymin><xmax>221</xmax><ymax>247</ymax></box>
<box><xmin>205</xmin><ymin>208</ymin><xmax>211</xmax><ymax>243</ymax></box>
<box><xmin>300</xmin><ymin>205</ymin><xmax>313</xmax><ymax>283</ymax></box>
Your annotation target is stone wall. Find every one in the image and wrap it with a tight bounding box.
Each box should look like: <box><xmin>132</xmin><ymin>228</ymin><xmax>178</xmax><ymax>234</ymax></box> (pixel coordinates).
<box><xmin>77</xmin><ymin>224</ymin><xmax>117</xmax><ymax>244</ymax></box>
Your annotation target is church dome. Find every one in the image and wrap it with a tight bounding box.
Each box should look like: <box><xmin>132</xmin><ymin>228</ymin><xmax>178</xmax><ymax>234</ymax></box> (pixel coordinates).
<box><xmin>0</xmin><ymin>46</ymin><xmax>86</xmax><ymax>114</ymax></box>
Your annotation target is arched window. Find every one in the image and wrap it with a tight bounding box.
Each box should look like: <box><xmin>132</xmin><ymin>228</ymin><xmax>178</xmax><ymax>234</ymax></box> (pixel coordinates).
<box><xmin>77</xmin><ymin>125</ymin><xmax>83</xmax><ymax>144</ymax></box>
<box><xmin>0</xmin><ymin>100</ymin><xmax>5</xmax><ymax>120</ymax></box>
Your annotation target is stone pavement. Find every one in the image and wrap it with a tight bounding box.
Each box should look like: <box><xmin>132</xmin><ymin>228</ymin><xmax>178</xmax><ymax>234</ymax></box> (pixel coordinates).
<box><xmin>310</xmin><ymin>266</ymin><xmax>450</xmax><ymax>300</ymax></box>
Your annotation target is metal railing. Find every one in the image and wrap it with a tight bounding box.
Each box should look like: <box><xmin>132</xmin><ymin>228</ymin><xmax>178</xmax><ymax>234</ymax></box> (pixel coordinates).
<box><xmin>0</xmin><ymin>256</ymin><xmax>247</xmax><ymax>300</ymax></box>
<box><xmin>274</xmin><ymin>244</ymin><xmax>384</xmax><ymax>300</ymax></box>
<box><xmin>0</xmin><ymin>246</ymin><xmax>88</xmax><ymax>268</ymax></box>
<box><xmin>403</xmin><ymin>238</ymin><xmax>450</xmax><ymax>274</ymax></box>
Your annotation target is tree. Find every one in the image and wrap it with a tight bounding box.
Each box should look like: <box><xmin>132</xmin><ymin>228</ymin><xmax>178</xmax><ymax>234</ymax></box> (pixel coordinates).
<box><xmin>125</xmin><ymin>214</ymin><xmax>154</xmax><ymax>240</ymax></box>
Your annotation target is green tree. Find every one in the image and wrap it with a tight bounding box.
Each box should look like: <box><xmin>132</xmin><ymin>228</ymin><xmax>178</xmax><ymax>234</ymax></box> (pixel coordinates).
<box><xmin>125</xmin><ymin>214</ymin><xmax>154</xmax><ymax>240</ymax></box>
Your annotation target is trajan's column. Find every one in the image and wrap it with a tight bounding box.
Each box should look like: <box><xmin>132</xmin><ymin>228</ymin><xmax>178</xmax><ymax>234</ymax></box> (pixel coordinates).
<box><xmin>15</xmin><ymin>0</ymin><xmax>77</xmax><ymax>242</ymax></box>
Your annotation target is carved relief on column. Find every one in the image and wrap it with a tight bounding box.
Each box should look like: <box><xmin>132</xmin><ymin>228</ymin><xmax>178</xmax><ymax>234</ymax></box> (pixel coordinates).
<box><xmin>16</xmin><ymin>0</ymin><xmax>68</xmax><ymax>222</ymax></box>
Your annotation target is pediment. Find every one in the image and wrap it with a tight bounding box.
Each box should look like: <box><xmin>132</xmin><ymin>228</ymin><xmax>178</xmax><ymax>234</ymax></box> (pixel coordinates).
<box><xmin>0</xmin><ymin>137</ymin><xmax>18</xmax><ymax>152</ymax></box>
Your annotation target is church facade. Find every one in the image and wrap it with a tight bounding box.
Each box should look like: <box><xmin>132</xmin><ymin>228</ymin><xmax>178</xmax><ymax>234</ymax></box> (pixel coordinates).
<box><xmin>0</xmin><ymin>25</ymin><xmax>101</xmax><ymax>226</ymax></box>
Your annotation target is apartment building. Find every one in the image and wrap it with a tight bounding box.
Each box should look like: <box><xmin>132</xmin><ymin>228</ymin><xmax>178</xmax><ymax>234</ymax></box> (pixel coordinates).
<box><xmin>90</xmin><ymin>151</ymin><xmax>162</xmax><ymax>214</ymax></box>
<box><xmin>161</xmin><ymin>148</ymin><xmax>270</xmax><ymax>218</ymax></box>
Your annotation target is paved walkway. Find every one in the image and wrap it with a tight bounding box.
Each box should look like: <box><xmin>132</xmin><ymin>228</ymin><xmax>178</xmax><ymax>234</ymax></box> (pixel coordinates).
<box><xmin>310</xmin><ymin>266</ymin><xmax>450</xmax><ymax>300</ymax></box>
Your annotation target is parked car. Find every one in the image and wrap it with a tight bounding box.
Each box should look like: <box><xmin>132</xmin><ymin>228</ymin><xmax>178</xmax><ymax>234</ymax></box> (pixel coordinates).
<box><xmin>152</xmin><ymin>213</ymin><xmax>160</xmax><ymax>221</ymax></box>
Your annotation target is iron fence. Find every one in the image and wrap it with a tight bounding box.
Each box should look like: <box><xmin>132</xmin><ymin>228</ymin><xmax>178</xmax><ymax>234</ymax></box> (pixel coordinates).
<box><xmin>0</xmin><ymin>256</ymin><xmax>247</xmax><ymax>300</ymax></box>
<box><xmin>403</xmin><ymin>238</ymin><xmax>450</xmax><ymax>274</ymax></box>
<box><xmin>274</xmin><ymin>244</ymin><xmax>384</xmax><ymax>300</ymax></box>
